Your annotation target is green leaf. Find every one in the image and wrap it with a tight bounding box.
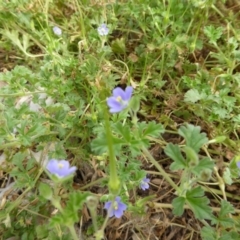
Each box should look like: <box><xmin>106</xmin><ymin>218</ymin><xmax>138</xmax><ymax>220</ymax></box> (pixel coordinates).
<box><xmin>138</xmin><ymin>121</ymin><xmax>165</xmax><ymax>138</ymax></box>
<box><xmin>204</xmin><ymin>25</ymin><xmax>223</xmax><ymax>44</ymax></box>
<box><xmin>111</xmin><ymin>38</ymin><xmax>126</xmax><ymax>54</ymax></box>
<box><xmin>172</xmin><ymin>196</ymin><xmax>185</xmax><ymax>216</ymax></box>
<box><xmin>209</xmin><ymin>135</ymin><xmax>226</xmax><ymax>143</ymax></box>
<box><xmin>186</xmin><ymin>186</ymin><xmax>204</xmax><ymax>199</ymax></box>
<box><xmin>211</xmin><ymin>200</ymin><xmax>235</xmax><ymax>228</ymax></box>
<box><xmin>184</xmin><ymin>89</ymin><xmax>202</xmax><ymax>103</ymax></box>
<box><xmin>35</xmin><ymin>224</ymin><xmax>49</xmax><ymax>238</ymax></box>
<box><xmin>39</xmin><ymin>182</ymin><xmax>52</xmax><ymax>200</ymax></box>
<box><xmin>64</xmin><ymin>192</ymin><xmax>89</xmax><ymax>225</ymax></box>
<box><xmin>183</xmin><ymin>146</ymin><xmax>199</xmax><ymax>167</ymax></box>
<box><xmin>178</xmin><ymin>124</ymin><xmax>208</xmax><ymax>152</ymax></box>
<box><xmin>67</xmin><ymin>191</ymin><xmax>89</xmax><ymax>212</ymax></box>
<box><xmin>233</xmin><ymin>50</ymin><xmax>240</xmax><ymax>61</ymax></box>
<box><xmin>26</xmin><ymin>157</ymin><xmax>35</xmax><ymax>171</ymax></box>
<box><xmin>192</xmin><ymin>157</ymin><xmax>214</xmax><ymax>176</ymax></box>
<box><xmin>129</xmin><ymin>139</ymin><xmax>147</xmax><ymax>155</ymax></box>
<box><xmin>112</xmin><ymin>122</ymin><xmax>131</xmax><ymax>142</ymax></box>
<box><xmin>12</xmin><ymin>152</ymin><xmax>27</xmax><ymax>171</ymax></box>
<box><xmin>229</xmin><ymin>157</ymin><xmax>240</xmax><ymax>179</ymax></box>
<box><xmin>50</xmin><ymin>214</ymin><xmax>65</xmax><ymax>226</ymax></box>
<box><xmin>25</xmin><ymin>122</ymin><xmax>46</xmax><ymax>137</ymax></box>
<box><xmin>212</xmin><ymin>106</ymin><xmax>228</xmax><ymax>119</ymax></box>
<box><xmin>51</xmin><ymin>192</ymin><xmax>89</xmax><ymax>227</ymax></box>
<box><xmin>219</xmin><ymin>231</ymin><xmax>239</xmax><ymax>240</ymax></box>
<box><xmin>91</xmin><ymin>133</ymin><xmax>124</xmax><ymax>154</ymax></box>
<box><xmin>130</xmin><ymin>95</ymin><xmax>140</xmax><ymax>113</ymax></box>
<box><xmin>186</xmin><ymin>187</ymin><xmax>212</xmax><ymax>220</ymax></box>
<box><xmin>201</xmin><ymin>226</ymin><xmax>217</xmax><ymax>240</ymax></box>
<box><xmin>164</xmin><ymin>143</ymin><xmax>186</xmax><ymax>170</ymax></box>
<box><xmin>223</xmin><ymin>167</ymin><xmax>232</xmax><ymax>185</ymax></box>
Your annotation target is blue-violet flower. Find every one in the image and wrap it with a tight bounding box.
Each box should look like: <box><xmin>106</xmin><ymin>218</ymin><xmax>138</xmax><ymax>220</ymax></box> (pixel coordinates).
<box><xmin>53</xmin><ymin>26</ymin><xmax>62</xmax><ymax>36</ymax></box>
<box><xmin>104</xmin><ymin>196</ymin><xmax>127</xmax><ymax>218</ymax></box>
<box><xmin>107</xmin><ymin>86</ymin><xmax>133</xmax><ymax>113</ymax></box>
<box><xmin>237</xmin><ymin>162</ymin><xmax>240</xmax><ymax>169</ymax></box>
<box><xmin>97</xmin><ymin>23</ymin><xmax>109</xmax><ymax>36</ymax></box>
<box><xmin>140</xmin><ymin>177</ymin><xmax>150</xmax><ymax>190</ymax></box>
<box><xmin>47</xmin><ymin>159</ymin><xmax>76</xmax><ymax>178</ymax></box>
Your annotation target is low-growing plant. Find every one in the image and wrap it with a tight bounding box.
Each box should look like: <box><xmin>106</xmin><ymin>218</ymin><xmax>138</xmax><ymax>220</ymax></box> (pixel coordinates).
<box><xmin>0</xmin><ymin>0</ymin><xmax>240</xmax><ymax>239</ymax></box>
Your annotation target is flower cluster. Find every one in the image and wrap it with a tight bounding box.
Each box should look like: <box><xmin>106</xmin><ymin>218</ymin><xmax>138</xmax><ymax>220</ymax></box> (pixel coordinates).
<box><xmin>107</xmin><ymin>86</ymin><xmax>133</xmax><ymax>113</ymax></box>
<box><xmin>46</xmin><ymin>159</ymin><xmax>76</xmax><ymax>178</ymax></box>
<box><xmin>104</xmin><ymin>196</ymin><xmax>127</xmax><ymax>218</ymax></box>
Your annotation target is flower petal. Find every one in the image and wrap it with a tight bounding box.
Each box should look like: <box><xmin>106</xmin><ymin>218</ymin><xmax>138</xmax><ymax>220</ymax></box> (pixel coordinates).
<box><xmin>122</xmin><ymin>86</ymin><xmax>133</xmax><ymax>101</ymax></box>
<box><xmin>107</xmin><ymin>97</ymin><xmax>122</xmax><ymax>108</ymax></box>
<box><xmin>114</xmin><ymin>209</ymin><xmax>124</xmax><ymax>218</ymax></box>
<box><xmin>47</xmin><ymin>159</ymin><xmax>58</xmax><ymax>172</ymax></box>
<box><xmin>115</xmin><ymin>196</ymin><xmax>121</xmax><ymax>203</ymax></box>
<box><xmin>118</xmin><ymin>202</ymin><xmax>127</xmax><ymax>211</ymax></box>
<box><xmin>112</xmin><ymin>87</ymin><xmax>126</xmax><ymax>99</ymax></box>
<box><xmin>46</xmin><ymin>159</ymin><xmax>76</xmax><ymax>178</ymax></box>
<box><xmin>59</xmin><ymin>160</ymin><xmax>70</xmax><ymax>169</ymax></box>
<box><xmin>107</xmin><ymin>97</ymin><xmax>124</xmax><ymax>113</ymax></box>
<box><xmin>109</xmin><ymin>106</ymin><xmax>124</xmax><ymax>113</ymax></box>
<box><xmin>140</xmin><ymin>177</ymin><xmax>150</xmax><ymax>190</ymax></box>
<box><xmin>108</xmin><ymin>209</ymin><xmax>114</xmax><ymax>217</ymax></box>
<box><xmin>104</xmin><ymin>201</ymin><xmax>112</xmax><ymax>210</ymax></box>
<box><xmin>104</xmin><ymin>201</ymin><xmax>115</xmax><ymax>217</ymax></box>
<box><xmin>68</xmin><ymin>166</ymin><xmax>77</xmax><ymax>174</ymax></box>
<box><xmin>107</xmin><ymin>86</ymin><xmax>133</xmax><ymax>113</ymax></box>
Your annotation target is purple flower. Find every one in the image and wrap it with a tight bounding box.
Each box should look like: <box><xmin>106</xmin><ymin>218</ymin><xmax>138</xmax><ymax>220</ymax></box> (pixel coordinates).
<box><xmin>104</xmin><ymin>196</ymin><xmax>127</xmax><ymax>218</ymax></box>
<box><xmin>46</xmin><ymin>159</ymin><xmax>76</xmax><ymax>178</ymax></box>
<box><xmin>140</xmin><ymin>177</ymin><xmax>150</xmax><ymax>190</ymax></box>
<box><xmin>107</xmin><ymin>86</ymin><xmax>133</xmax><ymax>113</ymax></box>
<box><xmin>53</xmin><ymin>26</ymin><xmax>62</xmax><ymax>36</ymax></box>
<box><xmin>237</xmin><ymin>162</ymin><xmax>240</xmax><ymax>169</ymax></box>
<box><xmin>97</xmin><ymin>23</ymin><xmax>109</xmax><ymax>36</ymax></box>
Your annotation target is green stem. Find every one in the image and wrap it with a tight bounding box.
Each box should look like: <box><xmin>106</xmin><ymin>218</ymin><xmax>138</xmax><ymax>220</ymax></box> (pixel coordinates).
<box><xmin>86</xmin><ymin>196</ymin><xmax>99</xmax><ymax>233</ymax></box>
<box><xmin>0</xmin><ymin>91</ymin><xmax>45</xmax><ymax>97</ymax></box>
<box><xmin>68</xmin><ymin>225</ymin><xmax>80</xmax><ymax>240</ymax></box>
<box><xmin>95</xmin><ymin>229</ymin><xmax>105</xmax><ymax>240</ymax></box>
<box><xmin>151</xmin><ymin>201</ymin><xmax>240</xmax><ymax>213</ymax></box>
<box><xmin>89</xmin><ymin>208</ymin><xmax>98</xmax><ymax>232</ymax></box>
<box><xmin>141</xmin><ymin>146</ymin><xmax>179</xmax><ymax>192</ymax></box>
<box><xmin>95</xmin><ymin>212</ymin><xmax>110</xmax><ymax>240</ymax></box>
<box><xmin>104</xmin><ymin>107</ymin><xmax>120</xmax><ymax>193</ymax></box>
<box><xmin>74</xmin><ymin>0</ymin><xmax>88</xmax><ymax>49</ymax></box>
<box><xmin>0</xmin><ymin>132</ymin><xmax>58</xmax><ymax>150</ymax></box>
<box><xmin>51</xmin><ymin>187</ymin><xmax>80</xmax><ymax>240</ymax></box>
<box><xmin>0</xmin><ymin>141</ymin><xmax>21</xmax><ymax>150</ymax></box>
<box><xmin>79</xmin><ymin>177</ymin><xmax>106</xmax><ymax>190</ymax></box>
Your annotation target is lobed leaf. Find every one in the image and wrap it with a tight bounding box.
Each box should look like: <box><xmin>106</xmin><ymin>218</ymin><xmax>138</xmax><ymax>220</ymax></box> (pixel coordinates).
<box><xmin>178</xmin><ymin>124</ymin><xmax>208</xmax><ymax>152</ymax></box>
<box><xmin>186</xmin><ymin>187</ymin><xmax>212</xmax><ymax>220</ymax></box>
<box><xmin>164</xmin><ymin>143</ymin><xmax>186</xmax><ymax>171</ymax></box>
